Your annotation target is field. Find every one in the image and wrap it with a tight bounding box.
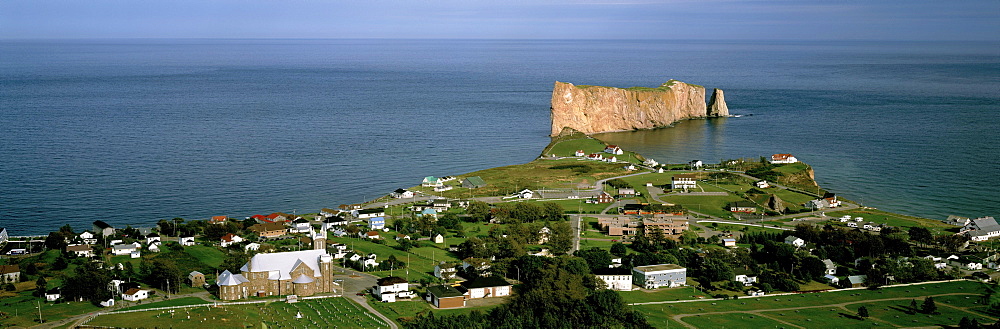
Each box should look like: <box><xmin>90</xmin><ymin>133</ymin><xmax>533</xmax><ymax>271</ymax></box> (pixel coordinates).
<box><xmin>629</xmin><ymin>280</ymin><xmax>995</xmax><ymax>328</ymax></box>
<box><xmin>0</xmin><ymin>292</ymin><xmax>102</xmax><ymax>327</ymax></box>
<box><xmin>328</xmin><ymin>236</ymin><xmax>460</xmax><ymax>283</ymax></box>
<box><xmin>661</xmin><ymin>194</ymin><xmax>746</xmax><ymax>219</ymax></box>
<box><xmin>117</xmin><ymin>297</ymin><xmax>210</xmax><ymax>312</ymax></box>
<box><xmin>825</xmin><ymin>208</ymin><xmax>957</xmax><ymax>234</ymax></box>
<box><xmin>88</xmin><ymin>297</ymin><xmax>386</xmax><ymax>329</ymax></box>
<box><xmin>409</xmin><ymin>158</ymin><xmax>629</xmax><ymax>199</ymax></box>
<box><xmin>369</xmin><ymin>298</ymin><xmax>503</xmax><ymax>323</ymax></box>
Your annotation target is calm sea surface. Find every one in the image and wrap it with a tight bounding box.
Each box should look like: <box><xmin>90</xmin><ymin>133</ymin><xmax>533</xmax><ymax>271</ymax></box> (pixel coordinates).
<box><xmin>1</xmin><ymin>39</ymin><xmax>997</xmax><ymax>235</ymax></box>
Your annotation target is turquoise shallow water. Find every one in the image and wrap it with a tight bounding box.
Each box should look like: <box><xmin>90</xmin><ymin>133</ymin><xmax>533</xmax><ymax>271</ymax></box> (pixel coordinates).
<box><xmin>1</xmin><ymin>39</ymin><xmax>997</xmax><ymax>234</ymax></box>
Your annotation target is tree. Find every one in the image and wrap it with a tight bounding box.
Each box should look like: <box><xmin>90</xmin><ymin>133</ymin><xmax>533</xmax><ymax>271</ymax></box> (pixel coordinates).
<box><xmin>701</xmin><ymin>258</ymin><xmax>734</xmax><ymax>282</ymax></box>
<box><xmin>34</xmin><ymin>276</ymin><xmax>48</xmax><ymax>297</ymax></box>
<box><xmin>910</xmin><ymin>299</ymin><xmax>919</xmax><ymax>312</ymax></box>
<box><xmin>44</xmin><ymin>232</ymin><xmax>67</xmax><ymax>251</ymax></box>
<box><xmin>610</xmin><ymin>242</ymin><xmax>627</xmax><ymax>257</ymax></box>
<box><xmin>145</xmin><ymin>258</ymin><xmax>182</xmax><ymax>294</ymax></box>
<box><xmin>908</xmin><ymin>227</ymin><xmax>933</xmax><ymax>246</ymax></box>
<box><xmin>541</xmin><ymin>202</ymin><xmax>565</xmax><ymax>221</ymax></box>
<box><xmin>397</xmin><ymin>238</ymin><xmax>414</xmax><ymax>251</ymax></box>
<box><xmin>800</xmin><ymin>257</ymin><xmax>828</xmax><ymax>281</ymax></box>
<box><xmin>466</xmin><ymin>201</ymin><xmax>491</xmax><ymax>222</ymax></box>
<box><xmin>857</xmin><ymin>306</ymin><xmax>869</xmax><ymax>319</ymax></box>
<box><xmin>922</xmin><ymin>296</ymin><xmax>937</xmax><ymax>314</ymax></box>
<box><xmin>575</xmin><ymin>247</ymin><xmax>612</xmax><ymax>273</ymax></box>
<box><xmin>548</xmin><ymin>221</ymin><xmax>574</xmax><ymax>255</ymax></box>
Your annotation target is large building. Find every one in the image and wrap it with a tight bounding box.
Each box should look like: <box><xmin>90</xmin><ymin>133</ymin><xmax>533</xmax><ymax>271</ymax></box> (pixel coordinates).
<box><xmin>642</xmin><ymin>214</ymin><xmax>689</xmax><ymax>238</ymax></box>
<box><xmin>671</xmin><ymin>174</ymin><xmax>698</xmax><ymax>189</ymax></box>
<box><xmin>217</xmin><ymin>233</ymin><xmax>336</xmax><ymax>300</ymax></box>
<box><xmin>964</xmin><ymin>216</ymin><xmax>1000</xmax><ymax>241</ymax></box>
<box><xmin>426</xmin><ymin>285</ymin><xmax>466</xmax><ymax>309</ymax></box>
<box><xmin>632</xmin><ymin>264</ymin><xmax>686</xmax><ymax>289</ymax></box>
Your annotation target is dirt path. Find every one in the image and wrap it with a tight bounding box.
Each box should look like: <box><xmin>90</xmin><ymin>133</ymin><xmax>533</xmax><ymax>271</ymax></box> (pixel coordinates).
<box><xmin>670</xmin><ymin>293</ymin><xmax>990</xmax><ymax>329</ymax></box>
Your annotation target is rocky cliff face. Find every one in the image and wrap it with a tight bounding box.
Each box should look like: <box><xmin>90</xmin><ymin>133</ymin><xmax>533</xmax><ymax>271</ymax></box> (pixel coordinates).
<box><xmin>550</xmin><ymin>80</ymin><xmax>726</xmax><ymax>136</ymax></box>
<box><xmin>707</xmin><ymin>88</ymin><xmax>729</xmax><ymax>117</ymax></box>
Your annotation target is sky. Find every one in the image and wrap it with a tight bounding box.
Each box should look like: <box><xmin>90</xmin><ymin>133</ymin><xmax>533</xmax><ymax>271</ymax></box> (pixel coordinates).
<box><xmin>1</xmin><ymin>0</ymin><xmax>998</xmax><ymax>40</ymax></box>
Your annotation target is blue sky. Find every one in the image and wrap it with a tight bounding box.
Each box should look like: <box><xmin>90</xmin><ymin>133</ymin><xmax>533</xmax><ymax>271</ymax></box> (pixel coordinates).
<box><xmin>2</xmin><ymin>0</ymin><xmax>998</xmax><ymax>40</ymax></box>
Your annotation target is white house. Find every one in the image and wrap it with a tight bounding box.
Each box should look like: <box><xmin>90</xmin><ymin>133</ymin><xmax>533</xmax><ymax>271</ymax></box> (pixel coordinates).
<box><xmin>964</xmin><ymin>217</ymin><xmax>1000</xmax><ymax>241</ymax></box>
<box><xmin>689</xmin><ymin>160</ymin><xmax>703</xmax><ymax>169</ymax></box>
<box><xmin>392</xmin><ymin>188</ymin><xmax>415</xmax><ymax>199</ymax></box>
<box><xmin>822</xmin><ymin>259</ymin><xmax>837</xmax><ymax>275</ymax></box>
<box><xmin>587</xmin><ymin>153</ymin><xmax>604</xmax><ymax>161</ymax></box>
<box><xmin>147</xmin><ymin>243</ymin><xmax>160</xmax><ymax>253</ymax></box>
<box><xmin>722</xmin><ymin>238</ymin><xmax>737</xmax><ymax>247</ymax></box>
<box><xmin>574</xmin><ymin>150</ymin><xmax>585</xmax><ymax>157</ymax></box>
<box><xmin>369</xmin><ymin>217</ymin><xmax>386</xmax><ymax>230</ymax></box>
<box><xmin>79</xmin><ymin>231</ymin><xmax>98</xmax><ymax>244</ymax></box>
<box><xmin>130</xmin><ymin>250</ymin><xmax>141</xmax><ymax>258</ymax></box>
<box><xmin>122</xmin><ymin>288</ymin><xmax>150</xmax><ymax>301</ymax></box>
<box><xmin>604</xmin><ymin>156</ymin><xmax>618</xmax><ymax>163</ymax></box>
<box><xmin>643</xmin><ymin>158</ymin><xmax>659</xmax><ymax>167</ymax></box>
<box><xmin>433</xmin><ymin>234</ymin><xmax>445</xmax><ymax>244</ymax></box>
<box><xmin>632</xmin><ymin>264</ymin><xmax>686</xmax><ymax>289</ymax></box>
<box><xmin>220</xmin><ymin>233</ymin><xmax>243</xmax><ymax>248</ymax></box>
<box><xmin>847</xmin><ymin>222</ymin><xmax>858</xmax><ymax>228</ymax></box>
<box><xmin>538</xmin><ymin>227</ymin><xmax>551</xmax><ymax>244</ymax></box>
<box><xmin>517</xmin><ymin>189</ymin><xmax>534</xmax><ymax>199</ymax></box>
<box><xmin>747</xmin><ymin>290</ymin><xmax>765</xmax><ymax>297</ymax></box>
<box><xmin>289</xmin><ymin>220</ymin><xmax>312</xmax><ymax>234</ymax></box>
<box><xmin>672</xmin><ymin>174</ymin><xmax>698</xmax><ymax>189</ymax></box>
<box><xmin>422</xmin><ymin>176</ymin><xmax>442</xmax><ymax>187</ymax></box>
<box><xmin>770</xmin><ymin>154</ymin><xmax>798</xmax><ymax>164</ymax></box>
<box><xmin>244</xmin><ymin>242</ymin><xmax>261</xmax><ymax>251</ymax></box>
<box><xmin>434</xmin><ymin>263</ymin><xmax>460</xmax><ymax>280</ymax></box>
<box><xmin>179</xmin><ymin>236</ymin><xmax>195</xmax><ymax>246</ymax></box>
<box><xmin>66</xmin><ymin>244</ymin><xmax>94</xmax><ymax>258</ymax></box>
<box><xmin>968</xmin><ymin>262</ymin><xmax>984</xmax><ymax>270</ymax></box>
<box><xmin>784</xmin><ymin>236</ymin><xmax>805</xmax><ymax>248</ymax></box>
<box><xmin>112</xmin><ymin>243</ymin><xmax>138</xmax><ymax>256</ymax></box>
<box><xmin>595</xmin><ymin>272</ymin><xmax>632</xmax><ymax>291</ymax></box>
<box><xmin>44</xmin><ymin>290</ymin><xmax>61</xmax><ymax>302</ymax></box>
<box><xmin>935</xmin><ymin>263</ymin><xmax>948</xmax><ymax>269</ymax></box>
<box><xmin>824</xmin><ymin>274</ymin><xmax>840</xmax><ymax>285</ymax></box>
<box><xmin>460</xmin><ymin>276</ymin><xmax>512</xmax><ymax>298</ymax></box>
<box><xmin>375</xmin><ymin>277</ymin><xmax>412</xmax><ymax>303</ymax></box>
<box><xmin>734</xmin><ymin>274</ymin><xmax>758</xmax><ymax>286</ymax></box>
<box><xmin>604</xmin><ymin>145</ymin><xmax>624</xmax><ymax>155</ymax></box>
<box><xmin>145</xmin><ymin>233</ymin><xmax>160</xmax><ymax>245</ymax></box>
<box><xmin>755</xmin><ymin>180</ymin><xmax>770</xmax><ymax>189</ymax></box>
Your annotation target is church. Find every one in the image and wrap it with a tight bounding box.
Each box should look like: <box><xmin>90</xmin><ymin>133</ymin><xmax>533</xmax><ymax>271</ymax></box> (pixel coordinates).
<box><xmin>217</xmin><ymin>228</ymin><xmax>337</xmax><ymax>300</ymax></box>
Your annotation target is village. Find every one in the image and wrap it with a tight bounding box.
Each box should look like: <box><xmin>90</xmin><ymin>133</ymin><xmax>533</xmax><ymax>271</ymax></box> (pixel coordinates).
<box><xmin>1</xmin><ymin>133</ymin><xmax>998</xmax><ymax>328</ymax></box>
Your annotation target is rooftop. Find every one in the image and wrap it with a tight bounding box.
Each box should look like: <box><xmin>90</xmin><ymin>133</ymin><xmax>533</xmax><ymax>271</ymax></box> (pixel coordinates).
<box><xmin>634</xmin><ymin>264</ymin><xmax>685</xmax><ymax>272</ymax></box>
<box><xmin>427</xmin><ymin>285</ymin><xmax>465</xmax><ymax>298</ymax></box>
<box><xmin>461</xmin><ymin>276</ymin><xmax>510</xmax><ymax>289</ymax></box>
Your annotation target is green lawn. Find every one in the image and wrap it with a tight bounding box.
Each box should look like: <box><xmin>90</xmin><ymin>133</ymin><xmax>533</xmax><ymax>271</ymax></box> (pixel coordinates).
<box><xmin>772</xmin><ymin>162</ymin><xmax>810</xmax><ymax>175</ymax></box>
<box><xmin>0</xmin><ymin>292</ymin><xmax>102</xmax><ymax>327</ymax></box>
<box><xmin>680</xmin><ymin>312</ymin><xmax>791</xmax><ymax>329</ymax></box>
<box><xmin>369</xmin><ymin>298</ymin><xmax>503</xmax><ymax>324</ymax></box>
<box><xmin>855</xmin><ymin>299</ymin><xmax>993</xmax><ymax>327</ymax></box>
<box><xmin>329</xmin><ymin>236</ymin><xmax>458</xmax><ymax>282</ymax></box>
<box><xmin>661</xmin><ymin>194</ymin><xmax>746</xmax><ymax>219</ymax></box>
<box><xmin>184</xmin><ymin>245</ymin><xmax>225</xmax><ymax>268</ymax></box>
<box><xmin>408</xmin><ymin>158</ymin><xmax>630</xmax><ymax>199</ymax></box>
<box><xmin>89</xmin><ymin>297</ymin><xmax>386</xmax><ymax>329</ymax></box>
<box><xmin>117</xmin><ymin>297</ymin><xmax>210</xmax><ymax>311</ymax></box>
<box><xmin>545</xmin><ymin>136</ymin><xmax>609</xmax><ymax>157</ymax></box>
<box><xmin>759</xmin><ymin>307</ymin><xmax>873</xmax><ymax>329</ymax></box>
<box><xmin>826</xmin><ymin>208</ymin><xmax>956</xmax><ymax>234</ymax></box>
<box><xmin>525</xmin><ymin>198</ymin><xmax>608</xmax><ymax>214</ymax></box>
<box><xmin>619</xmin><ymin>287</ymin><xmax>705</xmax><ymax>304</ymax></box>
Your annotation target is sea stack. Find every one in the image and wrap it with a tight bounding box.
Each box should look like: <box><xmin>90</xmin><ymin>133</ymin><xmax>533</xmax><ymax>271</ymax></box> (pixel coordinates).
<box><xmin>707</xmin><ymin>88</ymin><xmax>729</xmax><ymax>117</ymax></box>
<box><xmin>550</xmin><ymin>80</ymin><xmax>729</xmax><ymax>136</ymax></box>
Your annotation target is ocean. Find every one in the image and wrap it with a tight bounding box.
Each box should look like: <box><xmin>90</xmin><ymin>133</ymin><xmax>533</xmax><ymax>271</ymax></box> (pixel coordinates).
<box><xmin>1</xmin><ymin>39</ymin><xmax>997</xmax><ymax>235</ymax></box>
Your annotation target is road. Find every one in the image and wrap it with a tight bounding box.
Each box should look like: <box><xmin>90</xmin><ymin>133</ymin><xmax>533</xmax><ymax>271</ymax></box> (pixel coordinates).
<box><xmin>336</xmin><ymin>266</ymin><xmax>400</xmax><ymax>329</ymax></box>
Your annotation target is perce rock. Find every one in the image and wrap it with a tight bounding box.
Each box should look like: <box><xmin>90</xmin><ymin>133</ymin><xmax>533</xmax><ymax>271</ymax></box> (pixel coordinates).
<box><xmin>707</xmin><ymin>88</ymin><xmax>730</xmax><ymax>117</ymax></box>
<box><xmin>550</xmin><ymin>80</ymin><xmax>728</xmax><ymax>136</ymax></box>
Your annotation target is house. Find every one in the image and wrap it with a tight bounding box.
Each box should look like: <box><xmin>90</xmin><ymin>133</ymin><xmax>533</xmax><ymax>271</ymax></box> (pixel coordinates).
<box><xmin>644</xmin><ymin>158</ymin><xmax>659</xmax><ymax>167</ymax></box>
<box><xmin>355</xmin><ymin>208</ymin><xmax>385</xmax><ymax>219</ymax></box>
<box><xmin>395</xmin><ymin>234</ymin><xmax>411</xmax><ymax>241</ymax></box>
<box><xmin>93</xmin><ymin>220</ymin><xmax>115</xmax><ymax>237</ymax></box>
<box><xmin>722</xmin><ymin>238</ymin><xmax>737</xmax><ymax>247</ymax></box>
<box><xmin>755</xmin><ymin>180</ymin><xmax>770</xmax><ymax>188</ymax></box>
<box><xmin>516</xmin><ymin>189</ymin><xmax>534</xmax><ymax>199</ymax></box>
<box><xmin>78</xmin><ymin>231</ymin><xmax>97</xmax><ymax>244</ymax></box>
<box><xmin>210</xmin><ymin>216</ymin><xmax>229</xmax><ymax>224</ymax></box>
<box><xmin>364</xmin><ymin>231</ymin><xmax>382</xmax><ymax>239</ymax></box>
<box><xmin>44</xmin><ymin>289</ymin><xmax>61</xmax><ymax>302</ymax></box>
<box><xmin>220</xmin><ymin>233</ymin><xmax>244</xmax><ymax>247</ymax></box>
<box><xmin>179</xmin><ymin>236</ymin><xmax>195</xmax><ymax>246</ymax></box>
<box><xmin>130</xmin><ymin>250</ymin><xmax>141</xmax><ymax>258</ymax></box>
<box><xmin>434</xmin><ymin>262</ymin><xmax>460</xmax><ymax>280</ymax></box>
<box><xmin>434</xmin><ymin>185</ymin><xmax>453</xmax><ymax>192</ymax></box>
<box><xmin>594</xmin><ymin>268</ymin><xmax>633</xmax><ymax>291</ymax></box>
<box><xmin>632</xmin><ymin>264</ymin><xmax>686</xmax><ymax>289</ymax></box>
<box><xmin>964</xmin><ymin>217</ymin><xmax>1000</xmax><ymax>241</ymax></box>
<box><xmin>574</xmin><ymin>150</ymin><xmax>585</xmax><ymax>157</ymax></box>
<box><xmin>807</xmin><ymin>196</ymin><xmax>842</xmax><ymax>209</ymax></box>
<box><xmin>586</xmin><ymin>153</ymin><xmax>604</xmax><ymax>161</ymax></box>
<box><xmin>322</xmin><ymin>216</ymin><xmax>349</xmax><ymax>230</ymax></box>
<box><xmin>251</xmin><ymin>214</ymin><xmax>267</xmax><ymax>222</ymax></box>
<box><xmin>392</xmin><ymin>188</ymin><xmax>415</xmax><ymax>199</ymax></box>
<box><xmin>462</xmin><ymin>176</ymin><xmax>487</xmax><ymax>189</ymax></box>
<box><xmin>784</xmin><ymin>236</ymin><xmax>806</xmax><ymax>248</ymax></box>
<box><xmin>945</xmin><ymin>215</ymin><xmax>972</xmax><ymax>227</ymax></box>
<box><xmin>968</xmin><ymin>262</ymin><xmax>984</xmax><ymax>270</ymax></box>
<box><xmin>122</xmin><ymin>288</ymin><xmax>150</xmax><ymax>301</ymax></box>
<box><xmin>642</xmin><ymin>215</ymin><xmax>689</xmax><ymax>238</ymax></box>
<box><xmin>421</xmin><ymin>176</ymin><xmax>442</xmax><ymax>187</ymax></box>
<box><xmin>244</xmin><ymin>242</ymin><xmax>261</xmax><ymax>251</ymax></box>
<box><xmin>369</xmin><ymin>217</ymin><xmax>386</xmax><ymax>230</ymax></box>
<box><xmin>604</xmin><ymin>145</ymin><xmax>624</xmax><ymax>155</ymax></box>
<box><xmin>420</xmin><ymin>208</ymin><xmax>438</xmax><ymax>219</ymax></box>
<box><xmin>822</xmin><ymin>259</ymin><xmax>837</xmax><ymax>275</ymax></box>
<box><xmin>596</xmin><ymin>192</ymin><xmax>615</xmax><ymax>204</ymax></box>
<box><xmin>689</xmin><ymin>160</ymin><xmax>703</xmax><ymax>169</ymax></box>
<box><xmin>145</xmin><ymin>233</ymin><xmax>161</xmax><ymax>245</ymax></box>
<box><xmin>537</xmin><ymin>227</ymin><xmax>551</xmax><ymax>244</ymax></box>
<box><xmin>432</xmin><ymin>199</ymin><xmax>452</xmax><ymax>211</ymax></box>
<box><xmin>847</xmin><ymin>222</ymin><xmax>858</xmax><ymax>228</ymax></box>
<box><xmin>266</xmin><ymin>213</ymin><xmax>290</xmax><ymax>222</ymax></box>
<box><xmin>66</xmin><ymin>244</ymin><xmax>94</xmax><ymax>258</ymax></box>
<box><xmin>217</xmin><ymin>246</ymin><xmax>336</xmax><ymax>301</ymax></box>
<box><xmin>440</xmin><ymin>176</ymin><xmax>456</xmax><ymax>183</ymax></box>
<box><xmin>623</xmin><ymin>164</ymin><xmax>637</xmax><ymax>171</ymax></box>
<box><xmin>0</xmin><ymin>265</ymin><xmax>20</xmax><ymax>283</ymax></box>
<box><xmin>426</xmin><ymin>285</ymin><xmax>466</xmax><ymax>309</ymax></box>
<box><xmin>290</xmin><ymin>218</ymin><xmax>312</xmax><ymax>233</ymax></box>
<box><xmin>671</xmin><ymin>174</ymin><xmax>698</xmax><ymax>189</ymax></box>
<box><xmin>375</xmin><ymin>276</ymin><xmax>412</xmax><ymax>302</ymax></box>
<box><xmin>770</xmin><ymin>154</ymin><xmax>798</xmax><ymax>164</ymax></box>
<box><xmin>189</xmin><ymin>271</ymin><xmax>206</xmax><ymax>287</ymax></box>
<box><xmin>604</xmin><ymin>156</ymin><xmax>618</xmax><ymax>163</ymax></box>
<box><xmin>460</xmin><ymin>276</ymin><xmax>512</xmax><ymax>298</ymax></box>
<box><xmin>112</xmin><ymin>243</ymin><xmax>138</xmax><ymax>256</ymax></box>
<box><xmin>847</xmin><ymin>275</ymin><xmax>867</xmax><ymax>288</ymax></box>
<box><xmin>617</xmin><ymin>188</ymin><xmax>636</xmax><ymax>196</ymax></box>
<box><xmin>935</xmin><ymin>263</ymin><xmax>948</xmax><ymax>269</ymax></box>
<box><xmin>734</xmin><ymin>274</ymin><xmax>758</xmax><ymax>286</ymax></box>
<box><xmin>249</xmin><ymin>222</ymin><xmax>287</xmax><ymax>239</ymax></box>
<box><xmin>331</xmin><ymin>229</ymin><xmax>348</xmax><ymax>237</ymax></box>
<box><xmin>433</xmin><ymin>234</ymin><xmax>445</xmax><ymax>244</ymax></box>
<box><xmin>728</xmin><ymin>201</ymin><xmax>758</xmax><ymax>213</ymax></box>
<box><xmin>147</xmin><ymin>243</ymin><xmax>160</xmax><ymax>253</ymax></box>
<box><xmin>320</xmin><ymin>208</ymin><xmax>340</xmax><ymax>218</ymax></box>
<box><xmin>747</xmin><ymin>290</ymin><xmax>766</xmax><ymax>297</ymax></box>
<box><xmin>824</xmin><ymin>274</ymin><xmax>840</xmax><ymax>285</ymax></box>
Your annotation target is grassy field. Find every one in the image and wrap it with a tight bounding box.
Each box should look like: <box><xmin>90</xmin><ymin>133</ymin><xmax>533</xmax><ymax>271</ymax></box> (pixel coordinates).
<box><xmin>526</xmin><ymin>198</ymin><xmax>608</xmax><ymax>214</ymax></box>
<box><xmin>826</xmin><ymin>208</ymin><xmax>957</xmax><ymax>234</ymax></box>
<box><xmin>0</xmin><ymin>292</ymin><xmax>102</xmax><ymax>327</ymax></box>
<box><xmin>89</xmin><ymin>297</ymin><xmax>385</xmax><ymax>329</ymax></box>
<box><xmin>681</xmin><ymin>312</ymin><xmax>792</xmax><ymax>329</ymax></box>
<box><xmin>116</xmin><ymin>297</ymin><xmax>210</xmax><ymax>312</ymax></box>
<box><xmin>328</xmin><ymin>236</ymin><xmax>459</xmax><ymax>283</ymax></box>
<box><xmin>410</xmin><ymin>158</ymin><xmax>629</xmax><ymax>199</ymax></box>
<box><xmin>630</xmin><ymin>280</ymin><xmax>992</xmax><ymax>328</ymax></box>
<box><xmin>369</xmin><ymin>298</ymin><xmax>503</xmax><ymax>324</ymax></box>
<box><xmin>620</xmin><ymin>286</ymin><xmax>705</xmax><ymax>304</ymax></box>
<box><xmin>184</xmin><ymin>245</ymin><xmax>225</xmax><ymax>268</ymax></box>
<box><xmin>544</xmin><ymin>136</ymin><xmax>609</xmax><ymax>157</ymax></box>
<box><xmin>661</xmin><ymin>194</ymin><xmax>746</xmax><ymax>219</ymax></box>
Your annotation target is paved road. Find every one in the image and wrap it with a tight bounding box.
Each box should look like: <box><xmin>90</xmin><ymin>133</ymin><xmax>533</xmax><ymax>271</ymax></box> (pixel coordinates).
<box><xmin>335</xmin><ymin>266</ymin><xmax>400</xmax><ymax>329</ymax></box>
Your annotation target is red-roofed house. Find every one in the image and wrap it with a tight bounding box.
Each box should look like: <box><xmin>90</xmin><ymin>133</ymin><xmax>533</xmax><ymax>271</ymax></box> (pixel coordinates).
<box><xmin>122</xmin><ymin>288</ymin><xmax>150</xmax><ymax>301</ymax></box>
<box><xmin>574</xmin><ymin>150</ymin><xmax>585</xmax><ymax>157</ymax></box>
<box><xmin>770</xmin><ymin>154</ymin><xmax>798</xmax><ymax>164</ymax></box>
<box><xmin>220</xmin><ymin>233</ymin><xmax>244</xmax><ymax>247</ymax></box>
<box><xmin>605</xmin><ymin>145</ymin><xmax>623</xmax><ymax>155</ymax></box>
<box><xmin>210</xmin><ymin>216</ymin><xmax>228</xmax><ymax>224</ymax></box>
<box><xmin>587</xmin><ymin>153</ymin><xmax>604</xmax><ymax>161</ymax></box>
<box><xmin>251</xmin><ymin>214</ymin><xmax>267</xmax><ymax>222</ymax></box>
<box><xmin>266</xmin><ymin>213</ymin><xmax>290</xmax><ymax>222</ymax></box>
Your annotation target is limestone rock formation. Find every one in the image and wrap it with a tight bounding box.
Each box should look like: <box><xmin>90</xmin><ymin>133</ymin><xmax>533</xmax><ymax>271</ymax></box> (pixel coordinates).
<box><xmin>707</xmin><ymin>88</ymin><xmax>730</xmax><ymax>117</ymax></box>
<box><xmin>550</xmin><ymin>80</ymin><xmax>727</xmax><ymax>136</ymax></box>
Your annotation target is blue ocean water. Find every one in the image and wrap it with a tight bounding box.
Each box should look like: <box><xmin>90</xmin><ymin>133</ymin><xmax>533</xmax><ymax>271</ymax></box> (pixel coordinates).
<box><xmin>1</xmin><ymin>39</ymin><xmax>997</xmax><ymax>235</ymax></box>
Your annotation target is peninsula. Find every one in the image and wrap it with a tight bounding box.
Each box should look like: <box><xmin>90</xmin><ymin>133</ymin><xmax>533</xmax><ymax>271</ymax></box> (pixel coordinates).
<box><xmin>550</xmin><ymin>79</ymin><xmax>729</xmax><ymax>136</ymax></box>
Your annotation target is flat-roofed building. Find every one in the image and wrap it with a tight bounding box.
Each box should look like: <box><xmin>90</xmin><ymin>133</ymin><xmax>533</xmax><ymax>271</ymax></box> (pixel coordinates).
<box><xmin>642</xmin><ymin>215</ymin><xmax>689</xmax><ymax>238</ymax></box>
<box><xmin>671</xmin><ymin>174</ymin><xmax>698</xmax><ymax>189</ymax></box>
<box><xmin>632</xmin><ymin>264</ymin><xmax>686</xmax><ymax>289</ymax></box>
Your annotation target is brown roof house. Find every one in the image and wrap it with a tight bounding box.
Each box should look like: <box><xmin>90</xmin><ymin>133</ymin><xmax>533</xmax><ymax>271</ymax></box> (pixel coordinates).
<box><xmin>427</xmin><ymin>285</ymin><xmax>466</xmax><ymax>309</ymax></box>
<box><xmin>249</xmin><ymin>222</ymin><xmax>286</xmax><ymax>239</ymax></box>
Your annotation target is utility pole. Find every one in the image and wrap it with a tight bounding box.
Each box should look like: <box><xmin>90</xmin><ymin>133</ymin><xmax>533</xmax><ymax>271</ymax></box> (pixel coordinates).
<box><xmin>37</xmin><ymin>300</ymin><xmax>42</xmax><ymax>323</ymax></box>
